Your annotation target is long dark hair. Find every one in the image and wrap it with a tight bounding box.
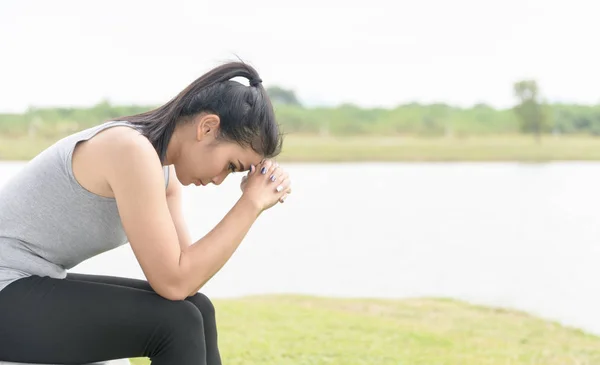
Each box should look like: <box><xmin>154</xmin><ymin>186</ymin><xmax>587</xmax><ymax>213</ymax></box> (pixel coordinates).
<box><xmin>115</xmin><ymin>61</ymin><xmax>282</xmax><ymax>162</ymax></box>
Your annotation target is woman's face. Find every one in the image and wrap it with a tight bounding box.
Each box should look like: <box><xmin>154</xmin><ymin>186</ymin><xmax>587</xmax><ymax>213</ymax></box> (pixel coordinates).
<box><xmin>171</xmin><ymin>114</ymin><xmax>263</xmax><ymax>187</ymax></box>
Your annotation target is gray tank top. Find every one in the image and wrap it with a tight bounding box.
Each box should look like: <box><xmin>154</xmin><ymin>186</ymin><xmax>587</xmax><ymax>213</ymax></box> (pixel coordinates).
<box><xmin>0</xmin><ymin>121</ymin><xmax>169</xmax><ymax>293</ymax></box>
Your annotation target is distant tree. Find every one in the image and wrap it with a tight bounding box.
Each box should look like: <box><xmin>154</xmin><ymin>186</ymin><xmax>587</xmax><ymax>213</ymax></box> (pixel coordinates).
<box><xmin>513</xmin><ymin>80</ymin><xmax>548</xmax><ymax>142</ymax></box>
<box><xmin>473</xmin><ymin>103</ymin><xmax>493</xmax><ymax>110</ymax></box>
<box><xmin>266</xmin><ymin>86</ymin><xmax>301</xmax><ymax>106</ymax></box>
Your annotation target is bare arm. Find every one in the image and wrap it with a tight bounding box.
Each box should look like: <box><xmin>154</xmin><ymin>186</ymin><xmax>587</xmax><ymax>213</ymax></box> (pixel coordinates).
<box><xmin>166</xmin><ymin>165</ymin><xmax>252</xmax><ymax>297</ymax></box>
<box><xmin>166</xmin><ymin>165</ymin><xmax>193</xmax><ymax>251</ymax></box>
<box><xmin>180</xmin><ymin>195</ymin><xmax>260</xmax><ymax>295</ymax></box>
<box><xmin>104</xmin><ymin>131</ymin><xmax>279</xmax><ymax>300</ymax></box>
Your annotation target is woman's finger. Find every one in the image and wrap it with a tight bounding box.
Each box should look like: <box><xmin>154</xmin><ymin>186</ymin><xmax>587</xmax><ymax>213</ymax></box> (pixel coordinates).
<box><xmin>279</xmin><ymin>193</ymin><xmax>288</xmax><ymax>203</ymax></box>
<box><xmin>259</xmin><ymin>159</ymin><xmax>273</xmax><ymax>176</ymax></box>
<box><xmin>266</xmin><ymin>162</ymin><xmax>281</xmax><ymax>182</ymax></box>
<box><xmin>272</xmin><ymin>171</ymin><xmax>288</xmax><ymax>186</ymax></box>
<box><xmin>275</xmin><ymin>176</ymin><xmax>291</xmax><ymax>193</ymax></box>
<box><xmin>240</xmin><ymin>175</ymin><xmax>248</xmax><ymax>191</ymax></box>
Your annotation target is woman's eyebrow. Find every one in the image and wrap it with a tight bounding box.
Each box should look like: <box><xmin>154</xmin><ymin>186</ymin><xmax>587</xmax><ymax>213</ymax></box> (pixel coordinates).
<box><xmin>238</xmin><ymin>160</ymin><xmax>246</xmax><ymax>171</ymax></box>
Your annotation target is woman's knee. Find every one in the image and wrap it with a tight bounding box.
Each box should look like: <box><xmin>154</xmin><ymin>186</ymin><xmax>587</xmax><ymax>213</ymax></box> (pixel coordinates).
<box><xmin>147</xmin><ymin>300</ymin><xmax>206</xmax><ymax>361</ymax></box>
<box><xmin>161</xmin><ymin>300</ymin><xmax>205</xmax><ymax>336</ymax></box>
<box><xmin>187</xmin><ymin>292</ymin><xmax>216</xmax><ymax>319</ymax></box>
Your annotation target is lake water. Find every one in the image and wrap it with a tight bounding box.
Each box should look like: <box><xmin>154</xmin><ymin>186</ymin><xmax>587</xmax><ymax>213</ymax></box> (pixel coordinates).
<box><xmin>2</xmin><ymin>161</ymin><xmax>600</xmax><ymax>335</ymax></box>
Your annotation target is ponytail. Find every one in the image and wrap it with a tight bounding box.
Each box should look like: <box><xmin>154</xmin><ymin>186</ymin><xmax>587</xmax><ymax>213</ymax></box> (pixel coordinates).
<box><xmin>115</xmin><ymin>61</ymin><xmax>281</xmax><ymax>162</ymax></box>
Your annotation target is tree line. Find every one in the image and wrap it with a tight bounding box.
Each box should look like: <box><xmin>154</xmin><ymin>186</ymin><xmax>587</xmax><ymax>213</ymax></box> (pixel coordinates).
<box><xmin>1</xmin><ymin>81</ymin><xmax>599</xmax><ymax>139</ymax></box>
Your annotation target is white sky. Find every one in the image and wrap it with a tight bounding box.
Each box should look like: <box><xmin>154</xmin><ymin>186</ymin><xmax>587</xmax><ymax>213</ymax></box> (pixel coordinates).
<box><xmin>1</xmin><ymin>0</ymin><xmax>599</xmax><ymax>113</ymax></box>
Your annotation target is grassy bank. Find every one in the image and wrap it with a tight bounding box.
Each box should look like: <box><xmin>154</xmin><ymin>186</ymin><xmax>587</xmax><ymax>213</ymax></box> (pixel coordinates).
<box><xmin>278</xmin><ymin>134</ymin><xmax>600</xmax><ymax>162</ymax></box>
<box><xmin>128</xmin><ymin>295</ymin><xmax>600</xmax><ymax>365</ymax></box>
<box><xmin>3</xmin><ymin>134</ymin><xmax>600</xmax><ymax>162</ymax></box>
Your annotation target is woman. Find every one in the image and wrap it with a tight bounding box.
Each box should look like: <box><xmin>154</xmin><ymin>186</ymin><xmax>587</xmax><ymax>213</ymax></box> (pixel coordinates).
<box><xmin>0</xmin><ymin>61</ymin><xmax>291</xmax><ymax>365</ymax></box>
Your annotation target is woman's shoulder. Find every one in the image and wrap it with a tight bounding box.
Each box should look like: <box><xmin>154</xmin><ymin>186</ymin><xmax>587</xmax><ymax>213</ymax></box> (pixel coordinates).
<box><xmin>100</xmin><ymin>125</ymin><xmax>162</xmax><ymax>174</ymax></box>
<box><xmin>89</xmin><ymin>122</ymin><xmax>150</xmax><ymax>150</ymax></box>
<box><xmin>102</xmin><ymin>126</ymin><xmax>158</xmax><ymax>167</ymax></box>
<box><xmin>71</xmin><ymin>122</ymin><xmax>163</xmax><ymax>198</ymax></box>
<box><xmin>84</xmin><ymin>122</ymin><xmax>159</xmax><ymax>171</ymax></box>
<box><xmin>59</xmin><ymin>121</ymin><xmax>151</xmax><ymax>161</ymax></box>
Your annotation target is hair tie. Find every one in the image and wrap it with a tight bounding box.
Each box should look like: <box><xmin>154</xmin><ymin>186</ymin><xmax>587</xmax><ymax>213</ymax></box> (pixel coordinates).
<box><xmin>249</xmin><ymin>77</ymin><xmax>262</xmax><ymax>87</ymax></box>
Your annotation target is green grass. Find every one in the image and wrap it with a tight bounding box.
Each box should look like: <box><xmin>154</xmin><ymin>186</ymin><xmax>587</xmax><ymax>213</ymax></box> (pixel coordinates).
<box><xmin>278</xmin><ymin>134</ymin><xmax>600</xmax><ymax>162</ymax></box>
<box><xmin>128</xmin><ymin>295</ymin><xmax>600</xmax><ymax>365</ymax></box>
<box><xmin>3</xmin><ymin>134</ymin><xmax>600</xmax><ymax>162</ymax></box>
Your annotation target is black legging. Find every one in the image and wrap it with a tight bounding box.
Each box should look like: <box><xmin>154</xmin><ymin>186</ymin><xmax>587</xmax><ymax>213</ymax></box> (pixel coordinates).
<box><xmin>0</xmin><ymin>273</ymin><xmax>222</xmax><ymax>365</ymax></box>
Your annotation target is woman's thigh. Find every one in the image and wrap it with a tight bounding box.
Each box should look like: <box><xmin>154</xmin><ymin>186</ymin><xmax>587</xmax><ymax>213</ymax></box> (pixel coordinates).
<box><xmin>66</xmin><ymin>272</ymin><xmax>155</xmax><ymax>291</ymax></box>
<box><xmin>0</xmin><ymin>275</ymin><xmax>205</xmax><ymax>364</ymax></box>
<box><xmin>66</xmin><ymin>273</ymin><xmax>218</xmax><ymax>324</ymax></box>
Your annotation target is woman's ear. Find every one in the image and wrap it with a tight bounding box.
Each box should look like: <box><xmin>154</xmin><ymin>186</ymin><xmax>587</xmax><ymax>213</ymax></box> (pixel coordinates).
<box><xmin>196</xmin><ymin>114</ymin><xmax>221</xmax><ymax>141</ymax></box>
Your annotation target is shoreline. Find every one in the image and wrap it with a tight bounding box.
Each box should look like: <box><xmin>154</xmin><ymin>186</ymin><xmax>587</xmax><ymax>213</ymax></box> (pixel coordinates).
<box><xmin>3</xmin><ymin>134</ymin><xmax>600</xmax><ymax>162</ymax></box>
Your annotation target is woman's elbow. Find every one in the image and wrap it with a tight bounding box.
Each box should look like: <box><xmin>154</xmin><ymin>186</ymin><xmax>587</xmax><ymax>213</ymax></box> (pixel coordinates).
<box><xmin>148</xmin><ymin>275</ymin><xmax>188</xmax><ymax>301</ymax></box>
<box><xmin>155</xmin><ymin>284</ymin><xmax>189</xmax><ymax>301</ymax></box>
